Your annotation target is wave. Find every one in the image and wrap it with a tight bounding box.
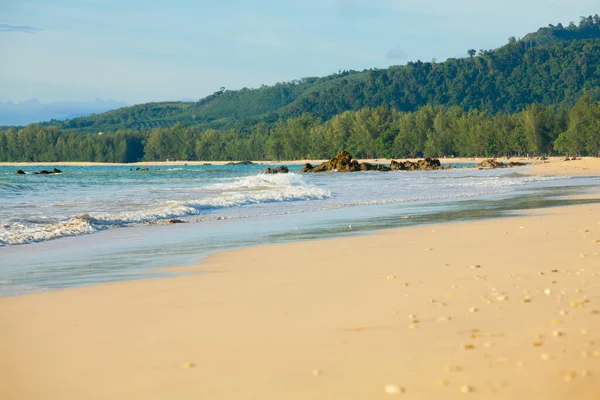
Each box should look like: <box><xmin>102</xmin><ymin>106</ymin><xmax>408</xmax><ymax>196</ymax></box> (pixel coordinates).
<box><xmin>0</xmin><ymin>173</ymin><xmax>331</xmax><ymax>246</ymax></box>
<box><xmin>205</xmin><ymin>172</ymin><xmax>309</xmax><ymax>191</ymax></box>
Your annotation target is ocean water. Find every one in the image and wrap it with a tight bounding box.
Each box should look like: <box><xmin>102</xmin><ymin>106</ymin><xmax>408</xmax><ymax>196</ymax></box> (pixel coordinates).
<box><xmin>1</xmin><ymin>163</ymin><xmax>599</xmax><ymax>296</ymax></box>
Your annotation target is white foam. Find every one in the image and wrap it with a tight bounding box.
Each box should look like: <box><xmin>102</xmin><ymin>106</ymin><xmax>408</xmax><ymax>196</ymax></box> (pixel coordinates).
<box><xmin>206</xmin><ymin>172</ymin><xmax>309</xmax><ymax>191</ymax></box>
<box><xmin>0</xmin><ymin>173</ymin><xmax>331</xmax><ymax>246</ymax></box>
<box><xmin>0</xmin><ymin>215</ymin><xmax>97</xmax><ymax>246</ymax></box>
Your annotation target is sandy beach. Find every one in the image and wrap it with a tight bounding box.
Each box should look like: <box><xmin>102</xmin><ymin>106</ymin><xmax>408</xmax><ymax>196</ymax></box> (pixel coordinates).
<box><xmin>2</xmin><ymin>156</ymin><xmax>600</xmax><ymax>175</ymax></box>
<box><xmin>1</xmin><ymin>160</ymin><xmax>600</xmax><ymax>399</ymax></box>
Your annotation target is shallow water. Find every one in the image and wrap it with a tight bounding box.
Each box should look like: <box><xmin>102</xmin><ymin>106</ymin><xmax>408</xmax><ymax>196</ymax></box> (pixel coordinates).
<box><xmin>1</xmin><ymin>164</ymin><xmax>599</xmax><ymax>296</ymax></box>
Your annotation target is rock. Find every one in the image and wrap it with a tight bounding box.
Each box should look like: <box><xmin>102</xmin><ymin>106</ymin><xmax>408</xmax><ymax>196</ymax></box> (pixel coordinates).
<box><xmin>168</xmin><ymin>219</ymin><xmax>185</xmax><ymax>224</ymax></box>
<box><xmin>360</xmin><ymin>162</ymin><xmax>373</xmax><ymax>171</ymax></box>
<box><xmin>373</xmin><ymin>164</ymin><xmax>390</xmax><ymax>171</ymax></box>
<box><xmin>51</xmin><ymin>168</ymin><xmax>62</xmax><ymax>174</ymax></box>
<box><xmin>226</xmin><ymin>161</ymin><xmax>255</xmax><ymax>165</ymax></box>
<box><xmin>389</xmin><ymin>157</ymin><xmax>443</xmax><ymax>171</ymax></box>
<box><xmin>38</xmin><ymin>170</ymin><xmax>51</xmax><ymax>174</ymax></box>
<box><xmin>263</xmin><ymin>166</ymin><xmax>289</xmax><ymax>174</ymax></box>
<box><xmin>478</xmin><ymin>159</ymin><xmax>527</xmax><ymax>169</ymax></box>
<box><xmin>302</xmin><ymin>152</ymin><xmax>441</xmax><ymax>173</ymax></box>
<box><xmin>301</xmin><ymin>163</ymin><xmax>314</xmax><ymax>172</ymax></box>
<box><xmin>140</xmin><ymin>167</ymin><xmax>149</xmax><ymax>171</ymax></box>
<box><xmin>302</xmin><ymin>151</ymin><xmax>362</xmax><ymax>173</ymax></box>
<box><xmin>15</xmin><ymin>170</ymin><xmax>25</xmax><ymax>175</ymax></box>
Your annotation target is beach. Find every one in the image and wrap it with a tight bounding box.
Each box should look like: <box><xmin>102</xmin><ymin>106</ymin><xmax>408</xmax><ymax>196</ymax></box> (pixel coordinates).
<box><xmin>1</xmin><ymin>160</ymin><xmax>600</xmax><ymax>399</ymax></box>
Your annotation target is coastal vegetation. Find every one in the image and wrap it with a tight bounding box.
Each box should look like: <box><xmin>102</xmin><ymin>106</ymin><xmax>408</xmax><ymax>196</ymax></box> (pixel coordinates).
<box><xmin>1</xmin><ymin>16</ymin><xmax>600</xmax><ymax>162</ymax></box>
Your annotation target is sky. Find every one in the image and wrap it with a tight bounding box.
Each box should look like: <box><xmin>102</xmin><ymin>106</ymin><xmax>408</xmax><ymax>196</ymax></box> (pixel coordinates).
<box><xmin>0</xmin><ymin>0</ymin><xmax>598</xmax><ymax>105</ymax></box>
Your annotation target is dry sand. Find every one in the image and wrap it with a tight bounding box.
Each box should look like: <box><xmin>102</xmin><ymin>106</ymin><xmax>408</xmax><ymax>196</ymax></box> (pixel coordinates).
<box><xmin>2</xmin><ymin>200</ymin><xmax>600</xmax><ymax>399</ymax></box>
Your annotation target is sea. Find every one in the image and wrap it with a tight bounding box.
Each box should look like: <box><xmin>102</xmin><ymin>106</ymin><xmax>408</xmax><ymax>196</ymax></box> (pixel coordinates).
<box><xmin>1</xmin><ymin>163</ymin><xmax>599</xmax><ymax>296</ymax></box>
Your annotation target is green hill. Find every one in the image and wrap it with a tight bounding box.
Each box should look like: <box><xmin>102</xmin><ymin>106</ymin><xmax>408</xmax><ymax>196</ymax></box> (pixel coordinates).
<box><xmin>43</xmin><ymin>15</ymin><xmax>600</xmax><ymax>134</ymax></box>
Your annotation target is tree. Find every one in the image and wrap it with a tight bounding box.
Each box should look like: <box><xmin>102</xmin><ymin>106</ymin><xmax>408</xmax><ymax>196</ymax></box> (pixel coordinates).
<box><xmin>467</xmin><ymin>49</ymin><xmax>477</xmax><ymax>58</ymax></box>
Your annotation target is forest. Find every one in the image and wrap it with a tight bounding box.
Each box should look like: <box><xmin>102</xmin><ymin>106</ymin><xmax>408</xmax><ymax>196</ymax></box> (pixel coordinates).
<box><xmin>1</xmin><ymin>94</ymin><xmax>598</xmax><ymax>162</ymax></box>
<box><xmin>1</xmin><ymin>16</ymin><xmax>599</xmax><ymax>162</ymax></box>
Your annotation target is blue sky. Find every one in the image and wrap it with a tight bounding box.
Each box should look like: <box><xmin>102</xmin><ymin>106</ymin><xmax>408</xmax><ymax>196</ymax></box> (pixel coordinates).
<box><xmin>1</xmin><ymin>0</ymin><xmax>598</xmax><ymax>104</ymax></box>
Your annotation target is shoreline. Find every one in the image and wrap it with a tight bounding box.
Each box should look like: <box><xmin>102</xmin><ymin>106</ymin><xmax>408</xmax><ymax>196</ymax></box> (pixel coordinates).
<box><xmin>0</xmin><ymin>155</ymin><xmax>560</xmax><ymax>167</ymax></box>
<box><xmin>2</xmin><ymin>156</ymin><xmax>600</xmax><ymax>177</ymax></box>
<box><xmin>2</xmin><ymin>200</ymin><xmax>600</xmax><ymax>399</ymax></box>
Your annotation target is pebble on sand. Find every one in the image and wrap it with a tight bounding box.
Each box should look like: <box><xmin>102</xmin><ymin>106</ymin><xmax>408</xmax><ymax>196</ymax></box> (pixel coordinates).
<box><xmin>563</xmin><ymin>371</ymin><xmax>576</xmax><ymax>383</ymax></box>
<box><xmin>182</xmin><ymin>362</ymin><xmax>195</xmax><ymax>368</ymax></box>
<box><xmin>384</xmin><ymin>384</ymin><xmax>404</xmax><ymax>394</ymax></box>
<box><xmin>312</xmin><ymin>368</ymin><xmax>322</xmax><ymax>377</ymax></box>
<box><xmin>460</xmin><ymin>385</ymin><xmax>474</xmax><ymax>393</ymax></box>
<box><xmin>461</xmin><ymin>344</ymin><xmax>475</xmax><ymax>350</ymax></box>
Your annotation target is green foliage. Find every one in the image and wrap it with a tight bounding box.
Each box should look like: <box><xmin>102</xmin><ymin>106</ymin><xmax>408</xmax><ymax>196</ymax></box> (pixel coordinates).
<box><xmin>2</xmin><ymin>99</ymin><xmax>599</xmax><ymax>162</ymax></box>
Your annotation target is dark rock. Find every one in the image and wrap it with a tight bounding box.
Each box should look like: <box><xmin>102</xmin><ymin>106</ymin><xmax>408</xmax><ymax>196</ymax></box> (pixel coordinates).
<box><xmin>389</xmin><ymin>160</ymin><xmax>402</xmax><ymax>171</ymax></box>
<box><xmin>478</xmin><ymin>159</ymin><xmax>526</xmax><ymax>169</ymax></box>
<box><xmin>263</xmin><ymin>166</ymin><xmax>289</xmax><ymax>174</ymax></box>
<box><xmin>51</xmin><ymin>168</ymin><xmax>62</xmax><ymax>174</ymax></box>
<box><xmin>15</xmin><ymin>169</ymin><xmax>25</xmax><ymax>175</ymax></box>
<box><xmin>167</xmin><ymin>219</ymin><xmax>185</xmax><ymax>224</ymax></box>
<box><xmin>389</xmin><ymin>157</ymin><xmax>443</xmax><ymax>171</ymax></box>
<box><xmin>302</xmin><ymin>151</ymin><xmax>362</xmax><ymax>172</ymax></box>
<box><xmin>478</xmin><ymin>159</ymin><xmax>505</xmax><ymax>168</ymax></box>
<box><xmin>360</xmin><ymin>162</ymin><xmax>373</xmax><ymax>171</ymax></box>
<box><xmin>301</xmin><ymin>163</ymin><xmax>314</xmax><ymax>172</ymax></box>
<box><xmin>507</xmin><ymin>161</ymin><xmax>527</xmax><ymax>167</ymax></box>
<box><xmin>140</xmin><ymin>167</ymin><xmax>149</xmax><ymax>171</ymax></box>
<box><xmin>226</xmin><ymin>161</ymin><xmax>255</xmax><ymax>165</ymax></box>
<box><xmin>38</xmin><ymin>170</ymin><xmax>51</xmax><ymax>174</ymax></box>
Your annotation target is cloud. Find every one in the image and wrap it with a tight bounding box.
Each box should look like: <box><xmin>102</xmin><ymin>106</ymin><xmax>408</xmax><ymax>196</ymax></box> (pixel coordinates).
<box><xmin>385</xmin><ymin>46</ymin><xmax>407</xmax><ymax>60</ymax></box>
<box><xmin>0</xmin><ymin>24</ymin><xmax>42</xmax><ymax>33</ymax></box>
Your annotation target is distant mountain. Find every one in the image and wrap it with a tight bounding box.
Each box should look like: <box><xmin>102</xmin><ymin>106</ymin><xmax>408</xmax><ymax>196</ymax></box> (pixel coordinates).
<box><xmin>0</xmin><ymin>98</ymin><xmax>128</xmax><ymax>126</ymax></box>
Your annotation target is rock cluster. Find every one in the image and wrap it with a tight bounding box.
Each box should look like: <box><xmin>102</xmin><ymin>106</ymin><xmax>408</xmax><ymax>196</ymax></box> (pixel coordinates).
<box><xmin>301</xmin><ymin>152</ymin><xmax>444</xmax><ymax>173</ymax></box>
<box><xmin>301</xmin><ymin>151</ymin><xmax>361</xmax><ymax>172</ymax></box>
<box><xmin>478</xmin><ymin>159</ymin><xmax>527</xmax><ymax>169</ymax></box>
<box><xmin>389</xmin><ymin>158</ymin><xmax>442</xmax><ymax>171</ymax></box>
<box><xmin>226</xmin><ymin>161</ymin><xmax>255</xmax><ymax>166</ymax></box>
<box><xmin>16</xmin><ymin>168</ymin><xmax>62</xmax><ymax>175</ymax></box>
<box><xmin>263</xmin><ymin>166</ymin><xmax>289</xmax><ymax>174</ymax></box>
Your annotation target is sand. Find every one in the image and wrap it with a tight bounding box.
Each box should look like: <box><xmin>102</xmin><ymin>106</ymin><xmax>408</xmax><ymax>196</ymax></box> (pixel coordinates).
<box><xmin>2</xmin><ymin>157</ymin><xmax>600</xmax><ymax>399</ymax></box>
<box><xmin>1</xmin><ymin>199</ymin><xmax>600</xmax><ymax>399</ymax></box>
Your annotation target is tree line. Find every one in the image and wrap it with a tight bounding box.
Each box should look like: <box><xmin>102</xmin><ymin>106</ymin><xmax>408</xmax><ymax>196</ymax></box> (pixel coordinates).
<box><xmin>1</xmin><ymin>95</ymin><xmax>598</xmax><ymax>163</ymax></box>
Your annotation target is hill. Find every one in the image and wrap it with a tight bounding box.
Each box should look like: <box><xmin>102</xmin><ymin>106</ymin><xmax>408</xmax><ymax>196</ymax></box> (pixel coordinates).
<box><xmin>38</xmin><ymin>15</ymin><xmax>600</xmax><ymax>134</ymax></box>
